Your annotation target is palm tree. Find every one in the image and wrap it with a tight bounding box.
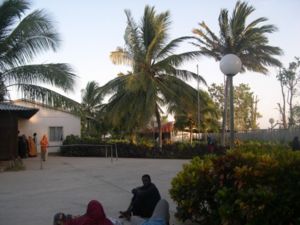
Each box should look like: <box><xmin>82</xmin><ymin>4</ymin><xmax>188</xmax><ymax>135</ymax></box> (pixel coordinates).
<box><xmin>81</xmin><ymin>81</ymin><xmax>103</xmax><ymax>136</ymax></box>
<box><xmin>192</xmin><ymin>1</ymin><xmax>282</xmax><ymax>146</ymax></box>
<box><xmin>101</xmin><ymin>6</ymin><xmax>205</xmax><ymax>150</ymax></box>
<box><xmin>0</xmin><ymin>0</ymin><xmax>78</xmax><ymax>109</ymax></box>
<box><xmin>81</xmin><ymin>81</ymin><xmax>103</xmax><ymax>117</ymax></box>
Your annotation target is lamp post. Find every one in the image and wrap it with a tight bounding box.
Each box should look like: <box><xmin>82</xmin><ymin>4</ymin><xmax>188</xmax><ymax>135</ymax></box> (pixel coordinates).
<box><xmin>220</xmin><ymin>54</ymin><xmax>242</xmax><ymax>149</ymax></box>
<box><xmin>197</xmin><ymin>64</ymin><xmax>200</xmax><ymax>141</ymax></box>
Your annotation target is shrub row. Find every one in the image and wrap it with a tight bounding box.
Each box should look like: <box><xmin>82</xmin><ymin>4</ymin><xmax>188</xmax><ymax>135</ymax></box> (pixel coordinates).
<box><xmin>60</xmin><ymin>135</ymin><xmax>225</xmax><ymax>159</ymax></box>
<box><xmin>170</xmin><ymin>149</ymin><xmax>300</xmax><ymax>225</ymax></box>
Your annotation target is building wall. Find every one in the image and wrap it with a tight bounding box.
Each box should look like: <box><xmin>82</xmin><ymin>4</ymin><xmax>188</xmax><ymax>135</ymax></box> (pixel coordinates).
<box><xmin>16</xmin><ymin>101</ymin><xmax>80</xmax><ymax>152</ymax></box>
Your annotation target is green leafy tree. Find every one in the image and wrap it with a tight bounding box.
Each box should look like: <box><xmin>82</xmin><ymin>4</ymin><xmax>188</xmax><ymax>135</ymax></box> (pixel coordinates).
<box><xmin>277</xmin><ymin>57</ymin><xmax>300</xmax><ymax>128</ymax></box>
<box><xmin>0</xmin><ymin>0</ymin><xmax>78</xmax><ymax>109</ymax></box>
<box><xmin>100</xmin><ymin>6</ymin><xmax>205</xmax><ymax>149</ymax></box>
<box><xmin>174</xmin><ymin>90</ymin><xmax>219</xmax><ymax>143</ymax></box>
<box><xmin>192</xmin><ymin>1</ymin><xmax>282</xmax><ymax>144</ymax></box>
<box><xmin>208</xmin><ymin>83</ymin><xmax>261</xmax><ymax>131</ymax></box>
<box><xmin>293</xmin><ymin>105</ymin><xmax>300</xmax><ymax>127</ymax></box>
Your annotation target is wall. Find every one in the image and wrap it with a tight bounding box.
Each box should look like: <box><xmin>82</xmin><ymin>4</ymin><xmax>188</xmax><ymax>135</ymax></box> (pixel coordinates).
<box><xmin>16</xmin><ymin>101</ymin><xmax>81</xmax><ymax>152</ymax></box>
<box><xmin>207</xmin><ymin>128</ymin><xmax>300</xmax><ymax>144</ymax></box>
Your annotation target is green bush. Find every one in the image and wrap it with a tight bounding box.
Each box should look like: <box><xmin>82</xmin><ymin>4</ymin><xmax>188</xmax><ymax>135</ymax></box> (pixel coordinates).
<box><xmin>170</xmin><ymin>149</ymin><xmax>300</xmax><ymax>225</ymax></box>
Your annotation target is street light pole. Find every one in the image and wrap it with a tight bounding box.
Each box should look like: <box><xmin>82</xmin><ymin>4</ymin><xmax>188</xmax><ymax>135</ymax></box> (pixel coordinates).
<box><xmin>220</xmin><ymin>54</ymin><xmax>242</xmax><ymax>149</ymax></box>
<box><xmin>197</xmin><ymin>64</ymin><xmax>200</xmax><ymax>141</ymax></box>
<box><xmin>221</xmin><ymin>77</ymin><xmax>229</xmax><ymax>147</ymax></box>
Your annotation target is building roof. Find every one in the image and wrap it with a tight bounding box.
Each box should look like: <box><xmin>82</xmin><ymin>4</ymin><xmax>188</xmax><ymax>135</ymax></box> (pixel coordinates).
<box><xmin>13</xmin><ymin>99</ymin><xmax>80</xmax><ymax>117</ymax></box>
<box><xmin>143</xmin><ymin>121</ymin><xmax>174</xmax><ymax>133</ymax></box>
<box><xmin>0</xmin><ymin>102</ymin><xmax>39</xmax><ymax>119</ymax></box>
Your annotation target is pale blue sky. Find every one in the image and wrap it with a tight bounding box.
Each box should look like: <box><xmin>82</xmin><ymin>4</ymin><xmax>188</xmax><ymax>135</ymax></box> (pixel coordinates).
<box><xmin>25</xmin><ymin>0</ymin><xmax>300</xmax><ymax>128</ymax></box>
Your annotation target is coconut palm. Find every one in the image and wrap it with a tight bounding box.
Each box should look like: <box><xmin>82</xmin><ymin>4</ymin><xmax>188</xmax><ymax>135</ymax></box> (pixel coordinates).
<box><xmin>0</xmin><ymin>0</ymin><xmax>78</xmax><ymax>109</ymax></box>
<box><xmin>101</xmin><ymin>6</ymin><xmax>205</xmax><ymax>149</ymax></box>
<box><xmin>192</xmin><ymin>1</ymin><xmax>282</xmax><ymax>146</ymax></box>
<box><xmin>80</xmin><ymin>81</ymin><xmax>104</xmax><ymax>136</ymax></box>
<box><xmin>81</xmin><ymin>81</ymin><xmax>103</xmax><ymax>117</ymax></box>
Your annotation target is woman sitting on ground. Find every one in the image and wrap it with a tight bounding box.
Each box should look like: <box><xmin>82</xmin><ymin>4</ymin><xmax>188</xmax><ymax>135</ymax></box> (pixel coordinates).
<box><xmin>53</xmin><ymin>200</ymin><xmax>113</xmax><ymax>225</ymax></box>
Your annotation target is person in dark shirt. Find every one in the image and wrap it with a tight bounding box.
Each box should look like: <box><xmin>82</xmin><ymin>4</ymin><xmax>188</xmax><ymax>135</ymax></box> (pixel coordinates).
<box><xmin>119</xmin><ymin>174</ymin><xmax>161</xmax><ymax>220</ymax></box>
<box><xmin>292</xmin><ymin>136</ymin><xmax>300</xmax><ymax>151</ymax></box>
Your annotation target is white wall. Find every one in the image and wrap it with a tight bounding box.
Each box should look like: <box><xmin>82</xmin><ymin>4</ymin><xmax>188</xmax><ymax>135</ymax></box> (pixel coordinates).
<box><xmin>16</xmin><ymin>101</ymin><xmax>81</xmax><ymax>152</ymax></box>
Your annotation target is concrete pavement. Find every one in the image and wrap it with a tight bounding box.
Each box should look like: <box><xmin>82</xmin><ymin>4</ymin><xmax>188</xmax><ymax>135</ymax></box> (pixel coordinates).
<box><xmin>0</xmin><ymin>156</ymin><xmax>190</xmax><ymax>225</ymax></box>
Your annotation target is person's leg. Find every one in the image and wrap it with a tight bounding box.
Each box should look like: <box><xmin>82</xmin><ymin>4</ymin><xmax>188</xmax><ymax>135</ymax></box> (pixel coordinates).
<box><xmin>119</xmin><ymin>195</ymin><xmax>137</xmax><ymax>219</ymax></box>
<box><xmin>131</xmin><ymin>195</ymin><xmax>143</xmax><ymax>216</ymax></box>
<box><xmin>150</xmin><ymin>199</ymin><xmax>170</xmax><ymax>223</ymax></box>
<box><xmin>41</xmin><ymin>150</ymin><xmax>45</xmax><ymax>161</ymax></box>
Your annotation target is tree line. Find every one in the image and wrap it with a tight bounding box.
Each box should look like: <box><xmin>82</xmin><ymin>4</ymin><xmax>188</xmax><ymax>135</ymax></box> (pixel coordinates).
<box><xmin>3</xmin><ymin>0</ymin><xmax>300</xmax><ymax>148</ymax></box>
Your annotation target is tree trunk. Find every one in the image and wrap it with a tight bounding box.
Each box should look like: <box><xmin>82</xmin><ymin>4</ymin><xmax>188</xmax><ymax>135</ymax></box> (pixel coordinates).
<box><xmin>279</xmin><ymin>76</ymin><xmax>287</xmax><ymax>128</ymax></box>
<box><xmin>189</xmin><ymin>124</ymin><xmax>193</xmax><ymax>144</ymax></box>
<box><xmin>155</xmin><ymin>105</ymin><xmax>162</xmax><ymax>151</ymax></box>
<box><xmin>288</xmin><ymin>81</ymin><xmax>296</xmax><ymax>127</ymax></box>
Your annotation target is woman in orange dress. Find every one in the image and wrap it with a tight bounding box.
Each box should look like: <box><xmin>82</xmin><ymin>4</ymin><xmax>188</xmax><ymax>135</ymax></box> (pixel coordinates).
<box><xmin>28</xmin><ymin>136</ymin><xmax>37</xmax><ymax>157</ymax></box>
<box><xmin>40</xmin><ymin>135</ymin><xmax>49</xmax><ymax>161</ymax></box>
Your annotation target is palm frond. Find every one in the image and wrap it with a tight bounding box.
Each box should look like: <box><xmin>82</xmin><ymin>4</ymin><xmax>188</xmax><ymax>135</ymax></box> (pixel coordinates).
<box><xmin>1</xmin><ymin>10</ymin><xmax>60</xmax><ymax>67</ymax></box>
<box><xmin>154</xmin><ymin>51</ymin><xmax>202</xmax><ymax>68</ymax></box>
<box><xmin>110</xmin><ymin>47</ymin><xmax>132</xmax><ymax>65</ymax></box>
<box><xmin>156</xmin><ymin>36</ymin><xmax>195</xmax><ymax>61</ymax></box>
<box><xmin>3</xmin><ymin>63</ymin><xmax>76</xmax><ymax>91</ymax></box>
<box><xmin>0</xmin><ymin>0</ymin><xmax>29</xmax><ymax>40</ymax></box>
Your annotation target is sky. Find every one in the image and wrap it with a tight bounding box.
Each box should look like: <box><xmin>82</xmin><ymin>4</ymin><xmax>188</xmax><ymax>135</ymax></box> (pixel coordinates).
<box><xmin>13</xmin><ymin>0</ymin><xmax>300</xmax><ymax>128</ymax></box>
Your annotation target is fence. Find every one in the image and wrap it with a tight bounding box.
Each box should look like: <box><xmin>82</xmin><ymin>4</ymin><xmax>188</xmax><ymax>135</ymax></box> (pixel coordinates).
<box><xmin>49</xmin><ymin>144</ymin><xmax>118</xmax><ymax>162</ymax></box>
<box><xmin>207</xmin><ymin>128</ymin><xmax>300</xmax><ymax>144</ymax></box>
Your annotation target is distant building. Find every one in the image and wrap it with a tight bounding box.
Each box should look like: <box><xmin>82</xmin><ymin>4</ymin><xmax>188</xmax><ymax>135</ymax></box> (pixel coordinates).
<box><xmin>141</xmin><ymin>121</ymin><xmax>174</xmax><ymax>143</ymax></box>
<box><xmin>14</xmin><ymin>99</ymin><xmax>81</xmax><ymax>153</ymax></box>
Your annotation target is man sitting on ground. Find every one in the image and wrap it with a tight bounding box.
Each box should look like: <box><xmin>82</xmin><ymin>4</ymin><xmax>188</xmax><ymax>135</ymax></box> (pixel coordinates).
<box><xmin>119</xmin><ymin>174</ymin><xmax>161</xmax><ymax>220</ymax></box>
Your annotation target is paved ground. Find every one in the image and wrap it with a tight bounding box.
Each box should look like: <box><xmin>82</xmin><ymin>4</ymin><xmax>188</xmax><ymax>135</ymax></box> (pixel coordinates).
<box><xmin>0</xmin><ymin>156</ymin><xmax>190</xmax><ymax>225</ymax></box>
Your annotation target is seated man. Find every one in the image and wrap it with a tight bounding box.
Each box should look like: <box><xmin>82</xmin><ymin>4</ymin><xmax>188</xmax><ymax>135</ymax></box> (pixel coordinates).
<box><xmin>120</xmin><ymin>174</ymin><xmax>161</xmax><ymax>220</ymax></box>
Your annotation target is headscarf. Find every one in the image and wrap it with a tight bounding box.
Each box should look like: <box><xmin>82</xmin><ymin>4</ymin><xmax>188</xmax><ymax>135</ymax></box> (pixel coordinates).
<box><xmin>66</xmin><ymin>200</ymin><xmax>113</xmax><ymax>225</ymax></box>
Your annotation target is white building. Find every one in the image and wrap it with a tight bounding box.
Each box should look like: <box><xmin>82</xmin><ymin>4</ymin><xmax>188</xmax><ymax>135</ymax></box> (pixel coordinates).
<box><xmin>14</xmin><ymin>99</ymin><xmax>81</xmax><ymax>152</ymax></box>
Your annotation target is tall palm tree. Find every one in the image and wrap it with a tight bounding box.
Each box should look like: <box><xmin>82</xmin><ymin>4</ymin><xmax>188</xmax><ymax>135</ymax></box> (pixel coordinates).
<box><xmin>0</xmin><ymin>0</ymin><xmax>78</xmax><ymax>109</ymax></box>
<box><xmin>101</xmin><ymin>6</ymin><xmax>205</xmax><ymax>150</ymax></box>
<box><xmin>192</xmin><ymin>1</ymin><xmax>282</xmax><ymax>146</ymax></box>
<box><xmin>81</xmin><ymin>81</ymin><xmax>103</xmax><ymax>117</ymax></box>
<box><xmin>80</xmin><ymin>81</ymin><xmax>103</xmax><ymax>136</ymax></box>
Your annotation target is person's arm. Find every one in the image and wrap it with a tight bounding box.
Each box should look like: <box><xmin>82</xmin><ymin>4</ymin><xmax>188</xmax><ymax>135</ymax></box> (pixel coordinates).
<box><xmin>136</xmin><ymin>183</ymin><xmax>158</xmax><ymax>197</ymax></box>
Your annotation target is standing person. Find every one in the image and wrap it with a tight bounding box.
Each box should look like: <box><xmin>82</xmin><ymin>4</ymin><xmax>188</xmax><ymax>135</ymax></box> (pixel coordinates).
<box><xmin>53</xmin><ymin>200</ymin><xmax>114</xmax><ymax>225</ymax></box>
<box><xmin>292</xmin><ymin>136</ymin><xmax>300</xmax><ymax>151</ymax></box>
<box><xmin>28</xmin><ymin>136</ymin><xmax>37</xmax><ymax>157</ymax></box>
<box><xmin>40</xmin><ymin>134</ymin><xmax>49</xmax><ymax>161</ymax></box>
<box><xmin>131</xmin><ymin>199</ymin><xmax>170</xmax><ymax>225</ymax></box>
<box><xmin>119</xmin><ymin>174</ymin><xmax>161</xmax><ymax>220</ymax></box>
<box><xmin>33</xmin><ymin>133</ymin><xmax>38</xmax><ymax>145</ymax></box>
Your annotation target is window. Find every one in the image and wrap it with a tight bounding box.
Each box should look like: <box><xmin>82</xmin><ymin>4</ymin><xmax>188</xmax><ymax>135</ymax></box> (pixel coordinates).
<box><xmin>49</xmin><ymin>127</ymin><xmax>63</xmax><ymax>142</ymax></box>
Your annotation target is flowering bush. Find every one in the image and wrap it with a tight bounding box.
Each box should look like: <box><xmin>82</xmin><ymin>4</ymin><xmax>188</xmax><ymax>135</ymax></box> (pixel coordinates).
<box><xmin>170</xmin><ymin>149</ymin><xmax>300</xmax><ymax>225</ymax></box>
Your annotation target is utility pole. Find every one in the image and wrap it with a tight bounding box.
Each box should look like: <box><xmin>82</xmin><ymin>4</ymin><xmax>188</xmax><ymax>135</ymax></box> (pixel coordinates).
<box><xmin>197</xmin><ymin>64</ymin><xmax>200</xmax><ymax>141</ymax></box>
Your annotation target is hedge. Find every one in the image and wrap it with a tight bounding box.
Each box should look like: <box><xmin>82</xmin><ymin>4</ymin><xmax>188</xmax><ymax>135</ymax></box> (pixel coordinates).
<box><xmin>60</xmin><ymin>135</ymin><xmax>225</xmax><ymax>159</ymax></box>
